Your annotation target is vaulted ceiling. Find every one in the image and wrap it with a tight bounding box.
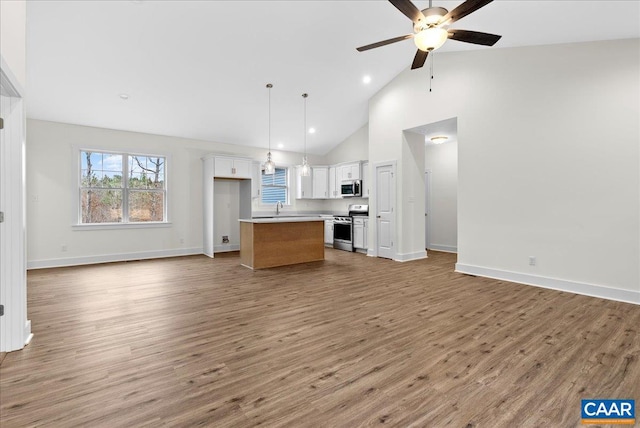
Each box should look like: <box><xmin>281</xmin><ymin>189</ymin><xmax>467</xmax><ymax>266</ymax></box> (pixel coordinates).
<box><xmin>26</xmin><ymin>1</ymin><xmax>639</xmax><ymax>155</ymax></box>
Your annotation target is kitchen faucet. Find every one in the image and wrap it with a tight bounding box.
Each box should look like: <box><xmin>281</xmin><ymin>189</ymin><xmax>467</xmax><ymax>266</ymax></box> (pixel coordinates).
<box><xmin>276</xmin><ymin>201</ymin><xmax>283</xmax><ymax>215</ymax></box>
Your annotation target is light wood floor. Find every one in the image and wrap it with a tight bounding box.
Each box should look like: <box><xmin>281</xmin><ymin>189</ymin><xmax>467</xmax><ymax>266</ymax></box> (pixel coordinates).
<box><xmin>1</xmin><ymin>250</ymin><xmax>639</xmax><ymax>427</ymax></box>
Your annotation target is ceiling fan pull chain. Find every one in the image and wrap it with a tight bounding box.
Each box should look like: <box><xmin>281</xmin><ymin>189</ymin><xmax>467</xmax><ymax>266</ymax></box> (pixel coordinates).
<box><xmin>429</xmin><ymin>52</ymin><xmax>434</xmax><ymax>92</ymax></box>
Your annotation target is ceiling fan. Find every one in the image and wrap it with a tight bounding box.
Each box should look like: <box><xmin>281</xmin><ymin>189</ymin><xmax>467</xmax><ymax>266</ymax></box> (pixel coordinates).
<box><xmin>357</xmin><ymin>0</ymin><xmax>502</xmax><ymax>70</ymax></box>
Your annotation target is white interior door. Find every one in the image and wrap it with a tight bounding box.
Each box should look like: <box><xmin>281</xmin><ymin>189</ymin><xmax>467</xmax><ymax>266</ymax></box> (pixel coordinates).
<box><xmin>376</xmin><ymin>163</ymin><xmax>395</xmax><ymax>259</ymax></box>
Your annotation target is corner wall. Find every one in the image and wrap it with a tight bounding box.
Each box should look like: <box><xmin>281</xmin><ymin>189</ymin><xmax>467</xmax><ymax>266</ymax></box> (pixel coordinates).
<box><xmin>368</xmin><ymin>39</ymin><xmax>640</xmax><ymax>303</ymax></box>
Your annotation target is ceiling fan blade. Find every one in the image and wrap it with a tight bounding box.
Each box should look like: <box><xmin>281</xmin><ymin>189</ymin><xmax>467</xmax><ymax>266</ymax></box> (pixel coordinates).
<box><xmin>389</xmin><ymin>0</ymin><xmax>426</xmax><ymax>24</ymax></box>
<box><xmin>356</xmin><ymin>34</ymin><xmax>413</xmax><ymax>52</ymax></box>
<box><xmin>411</xmin><ymin>49</ymin><xmax>429</xmax><ymax>70</ymax></box>
<box><xmin>440</xmin><ymin>0</ymin><xmax>494</xmax><ymax>25</ymax></box>
<box><xmin>448</xmin><ymin>29</ymin><xmax>501</xmax><ymax>46</ymax></box>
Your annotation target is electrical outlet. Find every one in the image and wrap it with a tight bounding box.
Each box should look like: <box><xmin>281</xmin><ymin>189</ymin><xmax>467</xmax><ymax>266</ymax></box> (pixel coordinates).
<box><xmin>61</xmin><ymin>244</ymin><xmax>68</xmax><ymax>252</ymax></box>
<box><xmin>179</xmin><ymin>238</ymin><xmax>184</xmax><ymax>244</ymax></box>
<box><xmin>222</xmin><ymin>235</ymin><xmax>229</xmax><ymax>244</ymax></box>
<box><xmin>529</xmin><ymin>256</ymin><xmax>536</xmax><ymax>266</ymax></box>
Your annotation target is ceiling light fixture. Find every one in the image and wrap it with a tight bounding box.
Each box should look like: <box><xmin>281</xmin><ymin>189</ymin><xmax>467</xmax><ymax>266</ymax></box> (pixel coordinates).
<box><xmin>414</xmin><ymin>27</ymin><xmax>449</xmax><ymax>52</ymax></box>
<box><xmin>308</xmin><ymin>127</ymin><xmax>316</xmax><ymax>134</ymax></box>
<box><xmin>277</xmin><ymin>142</ymin><xmax>284</xmax><ymax>149</ymax></box>
<box><xmin>119</xmin><ymin>93</ymin><xmax>129</xmax><ymax>100</ymax></box>
<box><xmin>300</xmin><ymin>93</ymin><xmax>311</xmax><ymax>177</ymax></box>
<box><xmin>362</xmin><ymin>75</ymin><xmax>372</xmax><ymax>84</ymax></box>
<box><xmin>430</xmin><ymin>135</ymin><xmax>448</xmax><ymax>144</ymax></box>
<box><xmin>264</xmin><ymin>83</ymin><xmax>276</xmax><ymax>175</ymax></box>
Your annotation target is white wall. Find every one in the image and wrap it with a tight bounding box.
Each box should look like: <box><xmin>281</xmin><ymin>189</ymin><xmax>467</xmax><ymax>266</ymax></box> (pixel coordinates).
<box><xmin>369</xmin><ymin>39</ymin><xmax>639</xmax><ymax>303</ymax></box>
<box><xmin>399</xmin><ymin>131</ymin><xmax>426</xmax><ymax>260</ymax></box>
<box><xmin>325</xmin><ymin>124</ymin><xmax>368</xmax><ymax>165</ymax></box>
<box><xmin>26</xmin><ymin>119</ymin><xmax>326</xmax><ymax>267</ymax></box>
<box><xmin>425</xmin><ymin>140</ymin><xmax>458</xmax><ymax>253</ymax></box>
<box><xmin>0</xmin><ymin>0</ymin><xmax>26</xmax><ymax>88</ymax></box>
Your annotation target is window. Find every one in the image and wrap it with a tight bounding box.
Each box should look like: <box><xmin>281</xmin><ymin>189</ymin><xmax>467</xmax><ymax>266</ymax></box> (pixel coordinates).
<box><xmin>80</xmin><ymin>150</ymin><xmax>166</xmax><ymax>224</ymax></box>
<box><xmin>261</xmin><ymin>167</ymin><xmax>288</xmax><ymax>204</ymax></box>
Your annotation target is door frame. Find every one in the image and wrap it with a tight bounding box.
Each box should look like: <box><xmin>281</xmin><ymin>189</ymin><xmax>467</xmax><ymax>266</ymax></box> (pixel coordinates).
<box><xmin>0</xmin><ymin>55</ymin><xmax>31</xmax><ymax>352</ymax></box>
<box><xmin>424</xmin><ymin>169</ymin><xmax>432</xmax><ymax>250</ymax></box>
<box><xmin>372</xmin><ymin>160</ymin><xmax>396</xmax><ymax>259</ymax></box>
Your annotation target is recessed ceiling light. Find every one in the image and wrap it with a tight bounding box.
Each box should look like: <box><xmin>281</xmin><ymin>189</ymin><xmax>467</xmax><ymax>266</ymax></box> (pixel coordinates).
<box><xmin>308</xmin><ymin>127</ymin><xmax>316</xmax><ymax>134</ymax></box>
<box><xmin>363</xmin><ymin>75</ymin><xmax>372</xmax><ymax>84</ymax></box>
<box><xmin>119</xmin><ymin>93</ymin><xmax>130</xmax><ymax>100</ymax></box>
<box><xmin>430</xmin><ymin>136</ymin><xmax>448</xmax><ymax>144</ymax></box>
<box><xmin>277</xmin><ymin>142</ymin><xmax>284</xmax><ymax>149</ymax></box>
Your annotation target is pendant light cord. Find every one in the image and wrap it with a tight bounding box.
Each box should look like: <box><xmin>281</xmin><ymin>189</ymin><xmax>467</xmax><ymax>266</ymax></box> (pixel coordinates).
<box><xmin>302</xmin><ymin>93</ymin><xmax>308</xmax><ymax>158</ymax></box>
<box><xmin>267</xmin><ymin>84</ymin><xmax>272</xmax><ymax>152</ymax></box>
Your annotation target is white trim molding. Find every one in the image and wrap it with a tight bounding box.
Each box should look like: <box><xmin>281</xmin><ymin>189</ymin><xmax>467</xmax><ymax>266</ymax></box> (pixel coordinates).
<box><xmin>214</xmin><ymin>244</ymin><xmax>240</xmax><ymax>253</ymax></box>
<box><xmin>394</xmin><ymin>250</ymin><xmax>428</xmax><ymax>263</ymax></box>
<box><xmin>455</xmin><ymin>263</ymin><xmax>640</xmax><ymax>305</ymax></box>
<box><xmin>27</xmin><ymin>248</ymin><xmax>203</xmax><ymax>270</ymax></box>
<box><xmin>428</xmin><ymin>244</ymin><xmax>457</xmax><ymax>253</ymax></box>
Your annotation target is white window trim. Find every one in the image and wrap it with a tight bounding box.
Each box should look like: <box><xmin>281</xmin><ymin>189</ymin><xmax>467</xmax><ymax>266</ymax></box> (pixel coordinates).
<box><xmin>259</xmin><ymin>164</ymin><xmax>292</xmax><ymax>206</ymax></box>
<box><xmin>73</xmin><ymin>146</ymin><xmax>171</xmax><ymax>228</ymax></box>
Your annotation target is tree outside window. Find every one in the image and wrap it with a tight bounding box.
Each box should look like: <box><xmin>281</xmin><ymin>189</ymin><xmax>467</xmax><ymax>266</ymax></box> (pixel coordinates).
<box><xmin>80</xmin><ymin>151</ymin><xmax>166</xmax><ymax>224</ymax></box>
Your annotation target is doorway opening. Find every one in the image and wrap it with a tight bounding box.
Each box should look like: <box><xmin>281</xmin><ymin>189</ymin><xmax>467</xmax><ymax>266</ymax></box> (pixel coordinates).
<box><xmin>406</xmin><ymin>117</ymin><xmax>458</xmax><ymax>254</ymax></box>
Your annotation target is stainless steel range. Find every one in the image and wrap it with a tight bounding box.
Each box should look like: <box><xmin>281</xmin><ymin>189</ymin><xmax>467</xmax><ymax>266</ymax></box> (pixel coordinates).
<box><xmin>333</xmin><ymin>204</ymin><xmax>368</xmax><ymax>252</ymax></box>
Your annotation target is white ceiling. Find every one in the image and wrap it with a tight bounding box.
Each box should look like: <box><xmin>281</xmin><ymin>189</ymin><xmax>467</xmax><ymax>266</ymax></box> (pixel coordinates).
<box><xmin>26</xmin><ymin>1</ymin><xmax>640</xmax><ymax>155</ymax></box>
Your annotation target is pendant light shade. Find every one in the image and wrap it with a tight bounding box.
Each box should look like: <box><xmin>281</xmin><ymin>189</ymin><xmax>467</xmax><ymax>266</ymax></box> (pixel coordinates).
<box><xmin>264</xmin><ymin>83</ymin><xmax>275</xmax><ymax>175</ymax></box>
<box><xmin>300</xmin><ymin>93</ymin><xmax>310</xmax><ymax>177</ymax></box>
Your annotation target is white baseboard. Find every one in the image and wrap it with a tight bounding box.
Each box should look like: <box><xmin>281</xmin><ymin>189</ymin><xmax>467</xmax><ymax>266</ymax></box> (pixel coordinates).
<box><xmin>214</xmin><ymin>244</ymin><xmax>240</xmax><ymax>253</ymax></box>
<box><xmin>27</xmin><ymin>247</ymin><xmax>203</xmax><ymax>269</ymax></box>
<box><xmin>394</xmin><ymin>250</ymin><xmax>427</xmax><ymax>262</ymax></box>
<box><xmin>455</xmin><ymin>263</ymin><xmax>640</xmax><ymax>305</ymax></box>
<box><xmin>427</xmin><ymin>244</ymin><xmax>457</xmax><ymax>253</ymax></box>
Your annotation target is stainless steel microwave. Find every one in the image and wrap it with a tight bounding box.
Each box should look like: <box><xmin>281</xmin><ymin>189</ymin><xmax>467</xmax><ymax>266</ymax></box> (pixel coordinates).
<box><xmin>341</xmin><ymin>180</ymin><xmax>362</xmax><ymax>198</ymax></box>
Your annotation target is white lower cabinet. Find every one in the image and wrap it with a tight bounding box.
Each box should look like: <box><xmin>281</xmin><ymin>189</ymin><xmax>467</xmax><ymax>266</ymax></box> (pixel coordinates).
<box><xmin>363</xmin><ymin>218</ymin><xmax>369</xmax><ymax>250</ymax></box>
<box><xmin>324</xmin><ymin>220</ymin><xmax>334</xmax><ymax>245</ymax></box>
<box><xmin>353</xmin><ymin>217</ymin><xmax>365</xmax><ymax>249</ymax></box>
<box><xmin>353</xmin><ymin>217</ymin><xmax>369</xmax><ymax>250</ymax></box>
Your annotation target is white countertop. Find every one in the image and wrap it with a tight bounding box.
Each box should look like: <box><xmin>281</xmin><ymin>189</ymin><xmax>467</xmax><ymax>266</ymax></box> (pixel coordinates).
<box><xmin>240</xmin><ymin>216</ymin><xmax>325</xmax><ymax>224</ymax></box>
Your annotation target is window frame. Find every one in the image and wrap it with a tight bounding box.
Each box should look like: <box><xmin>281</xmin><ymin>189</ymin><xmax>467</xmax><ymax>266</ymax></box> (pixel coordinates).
<box><xmin>260</xmin><ymin>165</ymin><xmax>291</xmax><ymax>206</ymax></box>
<box><xmin>74</xmin><ymin>147</ymin><xmax>170</xmax><ymax>229</ymax></box>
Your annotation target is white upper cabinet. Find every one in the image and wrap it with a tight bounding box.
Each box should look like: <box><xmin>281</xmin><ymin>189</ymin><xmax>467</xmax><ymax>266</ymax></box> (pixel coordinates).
<box><xmin>251</xmin><ymin>161</ymin><xmax>261</xmax><ymax>199</ymax></box>
<box><xmin>329</xmin><ymin>166</ymin><xmax>339</xmax><ymax>199</ymax></box>
<box><xmin>294</xmin><ymin>161</ymin><xmax>367</xmax><ymax>199</ymax></box>
<box><xmin>362</xmin><ymin>162</ymin><xmax>369</xmax><ymax>198</ymax></box>
<box><xmin>339</xmin><ymin>162</ymin><xmax>361</xmax><ymax>181</ymax></box>
<box><xmin>312</xmin><ymin>166</ymin><xmax>329</xmax><ymax>199</ymax></box>
<box><xmin>295</xmin><ymin>166</ymin><xmax>313</xmax><ymax>199</ymax></box>
<box><xmin>214</xmin><ymin>156</ymin><xmax>252</xmax><ymax>179</ymax></box>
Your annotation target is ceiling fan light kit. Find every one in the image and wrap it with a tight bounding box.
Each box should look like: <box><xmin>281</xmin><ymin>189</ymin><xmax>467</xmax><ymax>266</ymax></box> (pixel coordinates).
<box><xmin>414</xmin><ymin>27</ymin><xmax>448</xmax><ymax>52</ymax></box>
<box><xmin>357</xmin><ymin>0</ymin><xmax>502</xmax><ymax>70</ymax></box>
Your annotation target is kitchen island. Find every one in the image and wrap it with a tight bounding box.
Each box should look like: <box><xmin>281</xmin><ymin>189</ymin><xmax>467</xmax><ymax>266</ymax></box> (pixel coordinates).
<box><xmin>239</xmin><ymin>217</ymin><xmax>325</xmax><ymax>269</ymax></box>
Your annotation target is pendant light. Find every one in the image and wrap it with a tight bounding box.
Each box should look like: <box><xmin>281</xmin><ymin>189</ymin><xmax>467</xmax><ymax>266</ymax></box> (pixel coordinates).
<box><xmin>300</xmin><ymin>93</ymin><xmax>310</xmax><ymax>177</ymax></box>
<box><xmin>264</xmin><ymin>83</ymin><xmax>276</xmax><ymax>175</ymax></box>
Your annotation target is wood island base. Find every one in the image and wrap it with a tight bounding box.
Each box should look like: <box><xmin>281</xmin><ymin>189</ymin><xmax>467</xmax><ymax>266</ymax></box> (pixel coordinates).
<box><xmin>239</xmin><ymin>219</ymin><xmax>325</xmax><ymax>269</ymax></box>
